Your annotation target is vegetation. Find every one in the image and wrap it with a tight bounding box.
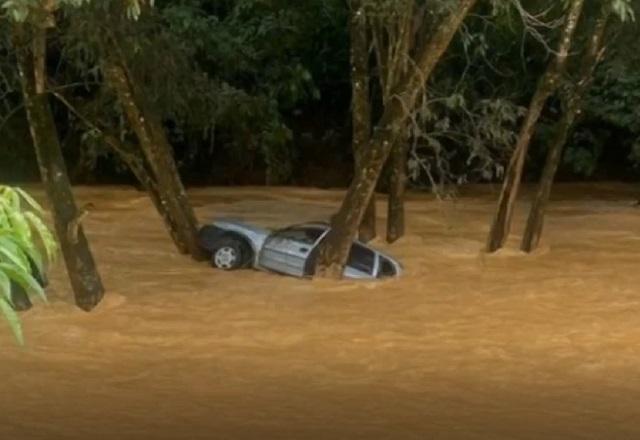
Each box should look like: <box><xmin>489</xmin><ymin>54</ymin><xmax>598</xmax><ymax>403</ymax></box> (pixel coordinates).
<box><xmin>0</xmin><ymin>185</ymin><xmax>56</xmax><ymax>344</ymax></box>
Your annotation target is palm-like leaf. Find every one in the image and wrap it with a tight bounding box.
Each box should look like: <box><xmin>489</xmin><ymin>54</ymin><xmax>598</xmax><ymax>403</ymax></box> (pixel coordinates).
<box><xmin>0</xmin><ymin>186</ymin><xmax>57</xmax><ymax>345</ymax></box>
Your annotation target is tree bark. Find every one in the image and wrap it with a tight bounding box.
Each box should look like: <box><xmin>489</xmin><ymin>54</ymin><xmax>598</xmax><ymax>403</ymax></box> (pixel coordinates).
<box><xmin>102</xmin><ymin>55</ymin><xmax>205</xmax><ymax>260</ymax></box>
<box><xmin>359</xmin><ymin>198</ymin><xmax>376</xmax><ymax>242</ymax></box>
<box><xmin>387</xmin><ymin>138</ymin><xmax>408</xmax><ymax>243</ymax></box>
<box><xmin>521</xmin><ymin>6</ymin><xmax>611</xmax><ymax>252</ymax></box>
<box><xmin>350</xmin><ymin>0</ymin><xmax>376</xmax><ymax>243</ymax></box>
<box><xmin>379</xmin><ymin>2</ymin><xmax>415</xmax><ymax>244</ymax></box>
<box><xmin>13</xmin><ymin>25</ymin><xmax>104</xmax><ymax>311</ymax></box>
<box><xmin>315</xmin><ymin>0</ymin><xmax>478</xmax><ymax>278</ymax></box>
<box><xmin>102</xmin><ymin>134</ymin><xmax>185</xmax><ymax>249</ymax></box>
<box><xmin>485</xmin><ymin>0</ymin><xmax>585</xmax><ymax>253</ymax></box>
<box><xmin>51</xmin><ymin>90</ymin><xmax>192</xmax><ymax>256</ymax></box>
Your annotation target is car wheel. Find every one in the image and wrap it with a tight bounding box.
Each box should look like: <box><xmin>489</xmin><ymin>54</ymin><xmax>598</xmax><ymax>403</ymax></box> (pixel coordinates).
<box><xmin>211</xmin><ymin>237</ymin><xmax>249</xmax><ymax>270</ymax></box>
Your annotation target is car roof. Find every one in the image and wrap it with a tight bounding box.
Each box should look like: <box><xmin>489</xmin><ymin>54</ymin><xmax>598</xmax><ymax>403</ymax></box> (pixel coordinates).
<box><xmin>284</xmin><ymin>221</ymin><xmax>402</xmax><ymax>269</ymax></box>
<box><xmin>288</xmin><ymin>221</ymin><xmax>330</xmax><ymax>229</ymax></box>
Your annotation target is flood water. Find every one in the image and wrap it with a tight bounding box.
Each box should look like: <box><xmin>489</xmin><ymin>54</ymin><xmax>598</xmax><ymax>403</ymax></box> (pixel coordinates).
<box><xmin>1</xmin><ymin>183</ymin><xmax>639</xmax><ymax>439</ymax></box>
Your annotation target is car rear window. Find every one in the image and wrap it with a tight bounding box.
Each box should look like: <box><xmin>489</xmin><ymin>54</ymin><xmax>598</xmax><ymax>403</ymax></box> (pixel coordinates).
<box><xmin>378</xmin><ymin>256</ymin><xmax>396</xmax><ymax>278</ymax></box>
<box><xmin>347</xmin><ymin>243</ymin><xmax>375</xmax><ymax>274</ymax></box>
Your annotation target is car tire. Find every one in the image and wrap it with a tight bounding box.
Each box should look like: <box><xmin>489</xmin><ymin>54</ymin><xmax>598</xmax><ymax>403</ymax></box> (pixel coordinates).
<box><xmin>210</xmin><ymin>236</ymin><xmax>251</xmax><ymax>270</ymax></box>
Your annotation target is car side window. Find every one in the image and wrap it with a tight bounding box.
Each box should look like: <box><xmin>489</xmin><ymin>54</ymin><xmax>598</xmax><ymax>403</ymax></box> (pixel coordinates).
<box><xmin>347</xmin><ymin>243</ymin><xmax>375</xmax><ymax>274</ymax></box>
<box><xmin>378</xmin><ymin>256</ymin><xmax>396</xmax><ymax>278</ymax></box>
<box><xmin>274</xmin><ymin>227</ymin><xmax>324</xmax><ymax>245</ymax></box>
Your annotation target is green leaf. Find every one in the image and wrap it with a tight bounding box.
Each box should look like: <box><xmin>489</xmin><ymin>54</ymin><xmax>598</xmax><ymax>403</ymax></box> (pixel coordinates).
<box><xmin>8</xmin><ymin>209</ymin><xmax>32</xmax><ymax>243</ymax></box>
<box><xmin>0</xmin><ymin>263</ymin><xmax>47</xmax><ymax>304</ymax></box>
<box><xmin>24</xmin><ymin>212</ymin><xmax>57</xmax><ymax>264</ymax></box>
<box><xmin>14</xmin><ymin>188</ymin><xmax>44</xmax><ymax>216</ymax></box>
<box><xmin>0</xmin><ymin>237</ymin><xmax>30</xmax><ymax>274</ymax></box>
<box><xmin>0</xmin><ymin>186</ymin><xmax>54</xmax><ymax>345</ymax></box>
<box><xmin>0</xmin><ymin>298</ymin><xmax>24</xmax><ymax>346</ymax></box>
<box><xmin>0</xmin><ymin>270</ymin><xmax>11</xmax><ymax>303</ymax></box>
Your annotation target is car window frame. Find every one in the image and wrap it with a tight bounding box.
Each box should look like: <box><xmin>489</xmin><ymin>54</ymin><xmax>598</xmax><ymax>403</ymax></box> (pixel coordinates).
<box><xmin>346</xmin><ymin>242</ymin><xmax>377</xmax><ymax>275</ymax></box>
<box><xmin>377</xmin><ymin>255</ymin><xmax>397</xmax><ymax>278</ymax></box>
<box><xmin>270</xmin><ymin>225</ymin><xmax>328</xmax><ymax>246</ymax></box>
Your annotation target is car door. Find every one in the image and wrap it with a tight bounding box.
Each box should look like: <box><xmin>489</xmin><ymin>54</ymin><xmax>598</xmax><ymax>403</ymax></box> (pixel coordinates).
<box><xmin>259</xmin><ymin>227</ymin><xmax>325</xmax><ymax>277</ymax></box>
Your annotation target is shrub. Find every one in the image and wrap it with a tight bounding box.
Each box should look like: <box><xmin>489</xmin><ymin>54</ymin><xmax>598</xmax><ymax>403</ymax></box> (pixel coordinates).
<box><xmin>0</xmin><ymin>186</ymin><xmax>57</xmax><ymax>345</ymax></box>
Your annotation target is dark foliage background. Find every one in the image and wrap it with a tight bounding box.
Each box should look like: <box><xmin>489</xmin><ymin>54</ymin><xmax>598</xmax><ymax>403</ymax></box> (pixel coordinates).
<box><xmin>1</xmin><ymin>0</ymin><xmax>639</xmax><ymax>187</ymax></box>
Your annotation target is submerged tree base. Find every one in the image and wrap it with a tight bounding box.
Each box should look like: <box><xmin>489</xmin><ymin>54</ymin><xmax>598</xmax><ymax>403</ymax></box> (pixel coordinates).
<box><xmin>14</xmin><ymin>24</ymin><xmax>105</xmax><ymax>312</ymax></box>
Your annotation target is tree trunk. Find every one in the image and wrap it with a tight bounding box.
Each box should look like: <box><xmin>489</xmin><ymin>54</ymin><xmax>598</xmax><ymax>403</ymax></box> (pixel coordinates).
<box><xmin>521</xmin><ymin>6</ymin><xmax>611</xmax><ymax>253</ymax></box>
<box><xmin>485</xmin><ymin>0</ymin><xmax>585</xmax><ymax>253</ymax></box>
<box><xmin>359</xmin><ymin>198</ymin><xmax>376</xmax><ymax>242</ymax></box>
<box><xmin>350</xmin><ymin>0</ymin><xmax>376</xmax><ymax>243</ymax></box>
<box><xmin>519</xmin><ymin>105</ymin><xmax>574</xmax><ymax>253</ymax></box>
<box><xmin>373</xmin><ymin>2</ymin><xmax>415</xmax><ymax>245</ymax></box>
<box><xmin>102</xmin><ymin>56</ymin><xmax>205</xmax><ymax>260</ymax></box>
<box><xmin>315</xmin><ymin>0</ymin><xmax>478</xmax><ymax>278</ymax></box>
<box><xmin>387</xmin><ymin>139</ymin><xmax>408</xmax><ymax>243</ymax></box>
<box><xmin>102</xmin><ymin>134</ymin><xmax>185</xmax><ymax>249</ymax></box>
<box><xmin>13</xmin><ymin>25</ymin><xmax>104</xmax><ymax>311</ymax></box>
<box><xmin>50</xmin><ymin>89</ymin><xmax>193</xmax><ymax>256</ymax></box>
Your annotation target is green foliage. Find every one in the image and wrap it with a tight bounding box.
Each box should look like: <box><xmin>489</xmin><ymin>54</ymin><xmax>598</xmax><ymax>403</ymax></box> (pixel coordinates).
<box><xmin>562</xmin><ymin>130</ymin><xmax>603</xmax><ymax>176</ymax></box>
<box><xmin>157</xmin><ymin>0</ymin><xmax>342</xmax><ymax>183</ymax></box>
<box><xmin>56</xmin><ymin>0</ymin><xmax>346</xmax><ymax>184</ymax></box>
<box><xmin>408</xmin><ymin>91</ymin><xmax>526</xmax><ymax>190</ymax></box>
<box><xmin>1</xmin><ymin>0</ymin><xmax>639</xmax><ymax>186</ymax></box>
<box><xmin>611</xmin><ymin>0</ymin><xmax>636</xmax><ymax>22</ymax></box>
<box><xmin>399</xmin><ymin>4</ymin><xmax>534</xmax><ymax>191</ymax></box>
<box><xmin>565</xmin><ymin>12</ymin><xmax>640</xmax><ymax>177</ymax></box>
<box><xmin>1</xmin><ymin>0</ymin><xmax>150</xmax><ymax>22</ymax></box>
<box><xmin>0</xmin><ymin>186</ymin><xmax>56</xmax><ymax>345</ymax></box>
<box><xmin>588</xmin><ymin>55</ymin><xmax>640</xmax><ymax>136</ymax></box>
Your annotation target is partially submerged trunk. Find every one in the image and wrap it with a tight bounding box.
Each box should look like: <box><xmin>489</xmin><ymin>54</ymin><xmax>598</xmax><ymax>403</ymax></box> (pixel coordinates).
<box><xmin>102</xmin><ymin>134</ymin><xmax>185</xmax><ymax>249</ymax></box>
<box><xmin>486</xmin><ymin>0</ymin><xmax>585</xmax><ymax>253</ymax></box>
<box><xmin>521</xmin><ymin>6</ymin><xmax>611</xmax><ymax>253</ymax></box>
<box><xmin>13</xmin><ymin>25</ymin><xmax>104</xmax><ymax>311</ymax></box>
<box><xmin>102</xmin><ymin>54</ymin><xmax>205</xmax><ymax>260</ymax></box>
<box><xmin>350</xmin><ymin>0</ymin><xmax>376</xmax><ymax>243</ymax></box>
<box><xmin>51</xmin><ymin>90</ymin><xmax>191</xmax><ymax>255</ymax></box>
<box><xmin>359</xmin><ymin>197</ymin><xmax>377</xmax><ymax>243</ymax></box>
<box><xmin>372</xmin><ymin>2</ymin><xmax>416</xmax><ymax>244</ymax></box>
<box><xmin>315</xmin><ymin>0</ymin><xmax>479</xmax><ymax>278</ymax></box>
<box><xmin>386</xmin><ymin>139</ymin><xmax>408</xmax><ymax>243</ymax></box>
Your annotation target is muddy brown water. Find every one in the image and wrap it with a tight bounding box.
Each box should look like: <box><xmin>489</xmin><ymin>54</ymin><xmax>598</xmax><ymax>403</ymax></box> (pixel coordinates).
<box><xmin>1</xmin><ymin>183</ymin><xmax>640</xmax><ymax>439</ymax></box>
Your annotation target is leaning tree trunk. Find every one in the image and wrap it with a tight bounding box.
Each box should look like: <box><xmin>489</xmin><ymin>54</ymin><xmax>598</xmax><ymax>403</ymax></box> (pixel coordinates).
<box><xmin>101</xmin><ymin>133</ymin><xmax>185</xmax><ymax>249</ymax></box>
<box><xmin>315</xmin><ymin>0</ymin><xmax>478</xmax><ymax>278</ymax></box>
<box><xmin>350</xmin><ymin>0</ymin><xmax>376</xmax><ymax>243</ymax></box>
<box><xmin>102</xmin><ymin>56</ymin><xmax>205</xmax><ymax>260</ymax></box>
<box><xmin>13</xmin><ymin>25</ymin><xmax>104</xmax><ymax>311</ymax></box>
<box><xmin>485</xmin><ymin>0</ymin><xmax>585</xmax><ymax>253</ymax></box>
<box><xmin>52</xmin><ymin>90</ymin><xmax>194</xmax><ymax>257</ymax></box>
<box><xmin>521</xmin><ymin>5</ymin><xmax>611</xmax><ymax>253</ymax></box>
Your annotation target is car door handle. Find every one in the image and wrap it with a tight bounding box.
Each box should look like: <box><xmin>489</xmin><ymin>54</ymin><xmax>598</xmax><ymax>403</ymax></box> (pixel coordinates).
<box><xmin>299</xmin><ymin>247</ymin><xmax>309</xmax><ymax>253</ymax></box>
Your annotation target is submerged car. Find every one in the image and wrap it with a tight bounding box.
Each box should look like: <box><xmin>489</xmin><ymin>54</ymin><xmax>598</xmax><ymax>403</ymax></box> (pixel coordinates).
<box><xmin>198</xmin><ymin>219</ymin><xmax>402</xmax><ymax>280</ymax></box>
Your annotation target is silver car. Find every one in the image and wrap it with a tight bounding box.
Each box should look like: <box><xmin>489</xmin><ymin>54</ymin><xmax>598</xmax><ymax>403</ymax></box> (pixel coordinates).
<box><xmin>198</xmin><ymin>219</ymin><xmax>402</xmax><ymax>279</ymax></box>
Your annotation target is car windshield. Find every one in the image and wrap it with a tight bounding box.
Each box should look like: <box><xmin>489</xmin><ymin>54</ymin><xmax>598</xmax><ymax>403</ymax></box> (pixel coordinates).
<box><xmin>273</xmin><ymin>226</ymin><xmax>325</xmax><ymax>245</ymax></box>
